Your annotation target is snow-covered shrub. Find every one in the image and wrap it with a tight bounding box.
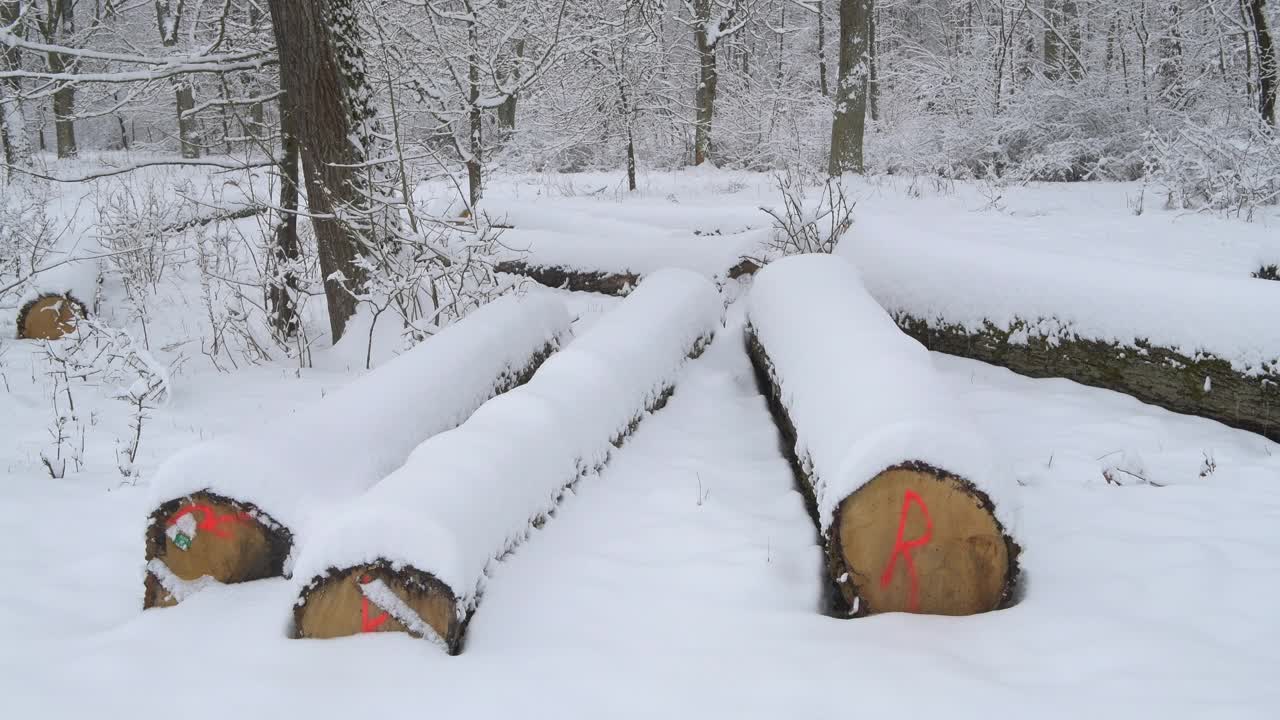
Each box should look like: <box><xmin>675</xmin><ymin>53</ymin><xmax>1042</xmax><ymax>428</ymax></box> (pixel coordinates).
<box><xmin>47</xmin><ymin>315</ymin><xmax>174</xmax><ymax>404</ymax></box>
<box><xmin>1147</xmin><ymin>118</ymin><xmax>1280</xmax><ymax>219</ymax></box>
<box><xmin>760</xmin><ymin>172</ymin><xmax>854</xmax><ymax>256</ymax></box>
<box><xmin>95</xmin><ymin>177</ymin><xmax>197</xmax><ymax>296</ymax></box>
<box><xmin>0</xmin><ymin>182</ymin><xmax>64</xmax><ymax>307</ymax></box>
<box><xmin>352</xmin><ymin>208</ymin><xmax>513</xmax><ymax>359</ymax></box>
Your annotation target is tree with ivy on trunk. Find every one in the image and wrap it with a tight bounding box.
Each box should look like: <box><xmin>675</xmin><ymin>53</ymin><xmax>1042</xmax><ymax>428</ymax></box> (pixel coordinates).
<box><xmin>265</xmin><ymin>0</ymin><xmax>389</xmax><ymax>342</ymax></box>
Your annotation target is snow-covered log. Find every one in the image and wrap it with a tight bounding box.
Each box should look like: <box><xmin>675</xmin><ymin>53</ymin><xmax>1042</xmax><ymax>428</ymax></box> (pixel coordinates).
<box><xmin>841</xmin><ymin>228</ymin><xmax>1280</xmax><ymax>443</ymax></box>
<box><xmin>497</xmin><ymin>257</ymin><xmax>761</xmax><ymax>296</ymax></box>
<box><xmin>142</xmin><ymin>295</ymin><xmax>571</xmax><ymax>609</ymax></box>
<box><xmin>745</xmin><ymin>254</ymin><xmax>1021</xmax><ymax>617</ymax></box>
<box><xmin>292</xmin><ymin>269</ymin><xmax>722</xmax><ymax>652</ymax></box>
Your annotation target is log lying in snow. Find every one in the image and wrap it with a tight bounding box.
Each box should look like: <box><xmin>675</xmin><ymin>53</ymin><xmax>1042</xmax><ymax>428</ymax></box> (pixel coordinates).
<box><xmin>494</xmin><ymin>260</ymin><xmax>641</xmax><ymax>295</ymax></box>
<box><xmin>841</xmin><ymin>224</ymin><xmax>1280</xmax><ymax>442</ymax></box>
<box><xmin>745</xmin><ymin>254</ymin><xmax>1021</xmax><ymax>617</ymax></box>
<box><xmin>142</xmin><ymin>295</ymin><xmax>571</xmax><ymax>609</ymax></box>
<box><xmin>292</xmin><ymin>269</ymin><xmax>722</xmax><ymax>652</ymax></box>
<box><xmin>496</xmin><ymin>257</ymin><xmax>762</xmax><ymax>296</ymax></box>
<box><xmin>17</xmin><ymin>292</ymin><xmax>89</xmax><ymax>340</ymax></box>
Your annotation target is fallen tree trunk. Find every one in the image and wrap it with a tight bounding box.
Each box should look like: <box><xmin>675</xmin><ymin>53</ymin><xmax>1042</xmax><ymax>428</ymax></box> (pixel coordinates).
<box><xmin>745</xmin><ymin>254</ymin><xmax>1021</xmax><ymax>617</ymax></box>
<box><xmin>496</xmin><ymin>257</ymin><xmax>762</xmax><ymax>296</ymax></box>
<box><xmin>494</xmin><ymin>260</ymin><xmax>641</xmax><ymax>295</ymax></box>
<box><xmin>841</xmin><ymin>227</ymin><xmax>1280</xmax><ymax>443</ymax></box>
<box><xmin>143</xmin><ymin>294</ymin><xmax>571</xmax><ymax>608</ymax></box>
<box><xmin>292</xmin><ymin>269</ymin><xmax>722</xmax><ymax>652</ymax></box>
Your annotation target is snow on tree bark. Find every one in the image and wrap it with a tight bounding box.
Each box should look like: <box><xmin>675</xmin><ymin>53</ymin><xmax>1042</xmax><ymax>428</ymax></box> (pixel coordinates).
<box><xmin>828</xmin><ymin>0</ymin><xmax>870</xmax><ymax>175</ymax></box>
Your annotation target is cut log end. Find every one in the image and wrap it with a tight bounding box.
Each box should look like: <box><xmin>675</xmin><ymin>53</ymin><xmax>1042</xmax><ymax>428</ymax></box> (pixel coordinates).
<box><xmin>143</xmin><ymin>492</ymin><xmax>291</xmax><ymax>609</ymax></box>
<box><xmin>17</xmin><ymin>293</ymin><xmax>87</xmax><ymax>340</ymax></box>
<box><xmin>831</xmin><ymin>463</ymin><xmax>1020</xmax><ymax>616</ymax></box>
<box><xmin>293</xmin><ymin>563</ymin><xmax>462</xmax><ymax>653</ymax></box>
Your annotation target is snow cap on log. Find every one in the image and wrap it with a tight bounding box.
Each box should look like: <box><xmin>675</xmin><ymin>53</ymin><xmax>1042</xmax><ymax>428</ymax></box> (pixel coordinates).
<box><xmin>746</xmin><ymin>253</ymin><xmax>1020</xmax><ymax>616</ymax></box>
<box><xmin>143</xmin><ymin>293</ymin><xmax>571</xmax><ymax>606</ymax></box>
<box><xmin>292</xmin><ymin>269</ymin><xmax>722</xmax><ymax>650</ymax></box>
<box><xmin>839</xmin><ymin>220</ymin><xmax>1280</xmax><ymax>442</ymax></box>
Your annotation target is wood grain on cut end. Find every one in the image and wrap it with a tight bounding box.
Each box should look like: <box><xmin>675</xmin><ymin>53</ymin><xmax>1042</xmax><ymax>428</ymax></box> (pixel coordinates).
<box><xmin>143</xmin><ymin>492</ymin><xmax>291</xmax><ymax>609</ymax></box>
<box><xmin>294</xmin><ymin>564</ymin><xmax>462</xmax><ymax>653</ymax></box>
<box><xmin>17</xmin><ymin>293</ymin><xmax>87</xmax><ymax>340</ymax></box>
<box><xmin>831</xmin><ymin>464</ymin><xmax>1017</xmax><ymax>616</ymax></box>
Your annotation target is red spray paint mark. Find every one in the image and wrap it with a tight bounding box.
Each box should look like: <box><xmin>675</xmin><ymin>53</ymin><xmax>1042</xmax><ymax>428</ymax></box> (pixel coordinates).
<box><xmin>166</xmin><ymin>504</ymin><xmax>253</xmax><ymax>539</ymax></box>
<box><xmin>358</xmin><ymin>574</ymin><xmax>390</xmax><ymax>633</ymax></box>
<box><xmin>878</xmin><ymin>489</ymin><xmax>934</xmax><ymax>612</ymax></box>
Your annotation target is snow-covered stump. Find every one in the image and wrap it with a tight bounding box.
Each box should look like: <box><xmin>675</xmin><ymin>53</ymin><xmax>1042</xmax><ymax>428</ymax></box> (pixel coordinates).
<box><xmin>745</xmin><ymin>254</ymin><xmax>1021</xmax><ymax>617</ymax></box>
<box><xmin>292</xmin><ymin>269</ymin><xmax>722</xmax><ymax>652</ymax></box>
<box><xmin>143</xmin><ymin>295</ymin><xmax>572</xmax><ymax>609</ymax></box>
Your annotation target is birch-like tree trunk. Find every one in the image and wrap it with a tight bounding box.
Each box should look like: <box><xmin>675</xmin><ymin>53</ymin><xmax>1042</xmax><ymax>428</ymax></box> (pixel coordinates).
<box><xmin>1</xmin><ymin>0</ymin><xmax>31</xmax><ymax>172</ymax></box>
<box><xmin>828</xmin><ymin>0</ymin><xmax>871</xmax><ymax>175</ymax></box>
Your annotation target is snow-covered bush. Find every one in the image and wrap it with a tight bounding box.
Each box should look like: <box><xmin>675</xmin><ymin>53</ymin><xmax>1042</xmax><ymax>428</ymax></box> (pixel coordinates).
<box><xmin>760</xmin><ymin>172</ymin><xmax>854</xmax><ymax>256</ymax></box>
<box><xmin>1147</xmin><ymin>118</ymin><xmax>1280</xmax><ymax>219</ymax></box>
<box><xmin>95</xmin><ymin>177</ymin><xmax>196</xmax><ymax>296</ymax></box>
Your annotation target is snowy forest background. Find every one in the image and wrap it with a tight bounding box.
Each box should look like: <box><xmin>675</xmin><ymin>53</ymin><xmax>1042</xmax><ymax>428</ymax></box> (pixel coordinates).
<box><xmin>2</xmin><ymin>0</ymin><xmax>1276</xmax><ymax>184</ymax></box>
<box><xmin>1</xmin><ymin>0</ymin><xmax>1278</xmax><ymax>361</ymax></box>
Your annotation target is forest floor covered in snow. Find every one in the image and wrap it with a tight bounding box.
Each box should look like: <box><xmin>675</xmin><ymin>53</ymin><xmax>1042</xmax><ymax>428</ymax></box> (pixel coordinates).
<box><xmin>3</xmin><ymin>167</ymin><xmax>1279</xmax><ymax>718</ymax></box>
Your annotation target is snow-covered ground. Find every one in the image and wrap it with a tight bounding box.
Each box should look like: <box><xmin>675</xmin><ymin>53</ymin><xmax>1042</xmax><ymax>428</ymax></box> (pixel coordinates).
<box><xmin>3</xmin><ymin>169</ymin><xmax>1279</xmax><ymax>718</ymax></box>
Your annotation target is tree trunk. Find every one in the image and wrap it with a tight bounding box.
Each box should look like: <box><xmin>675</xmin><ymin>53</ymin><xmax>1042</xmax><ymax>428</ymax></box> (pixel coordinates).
<box><xmin>266</xmin><ymin>0</ymin><xmax>382</xmax><ymax>342</ymax></box>
<box><xmin>496</xmin><ymin>38</ymin><xmax>524</xmax><ymax>132</ymax></box>
<box><xmin>818</xmin><ymin>0</ymin><xmax>829</xmax><ymax>96</ymax></box>
<box><xmin>269</xmin><ymin>96</ymin><xmax>301</xmax><ymax>339</ymax></box>
<box><xmin>466</xmin><ymin>3</ymin><xmax>483</xmax><ymax>209</ymax></box>
<box><xmin>176</xmin><ymin>83</ymin><xmax>200</xmax><ymax>158</ymax></box>
<box><xmin>692</xmin><ymin>0</ymin><xmax>718</xmax><ymax>166</ymax></box>
<box><xmin>157</xmin><ymin>2</ymin><xmax>200</xmax><ymax>157</ymax></box>
<box><xmin>828</xmin><ymin>0</ymin><xmax>871</xmax><ymax>175</ymax></box>
<box><xmin>0</xmin><ymin>0</ymin><xmax>30</xmax><ymax>173</ymax></box>
<box><xmin>45</xmin><ymin>0</ymin><xmax>76</xmax><ymax>159</ymax></box>
<box><xmin>1043</xmin><ymin>0</ymin><xmax>1061</xmax><ymax>78</ymax></box>
<box><xmin>867</xmin><ymin>2</ymin><xmax>878</xmax><ymax>121</ymax></box>
<box><xmin>1247</xmin><ymin>0</ymin><xmax>1277</xmax><ymax>124</ymax></box>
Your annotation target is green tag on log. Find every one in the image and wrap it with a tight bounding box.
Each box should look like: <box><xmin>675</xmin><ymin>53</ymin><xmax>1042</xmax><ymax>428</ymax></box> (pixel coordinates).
<box><xmin>173</xmin><ymin>532</ymin><xmax>192</xmax><ymax>551</ymax></box>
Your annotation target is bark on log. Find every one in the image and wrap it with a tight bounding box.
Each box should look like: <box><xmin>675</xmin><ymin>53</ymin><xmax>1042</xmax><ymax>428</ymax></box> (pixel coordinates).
<box><xmin>892</xmin><ymin>313</ymin><xmax>1280</xmax><ymax>443</ymax></box>
<box><xmin>496</xmin><ymin>257</ymin><xmax>762</xmax><ymax>296</ymax></box>
<box><xmin>495</xmin><ymin>260</ymin><xmax>640</xmax><ymax>295</ymax></box>
<box><xmin>745</xmin><ymin>330</ymin><xmax>1020</xmax><ymax>616</ymax></box>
